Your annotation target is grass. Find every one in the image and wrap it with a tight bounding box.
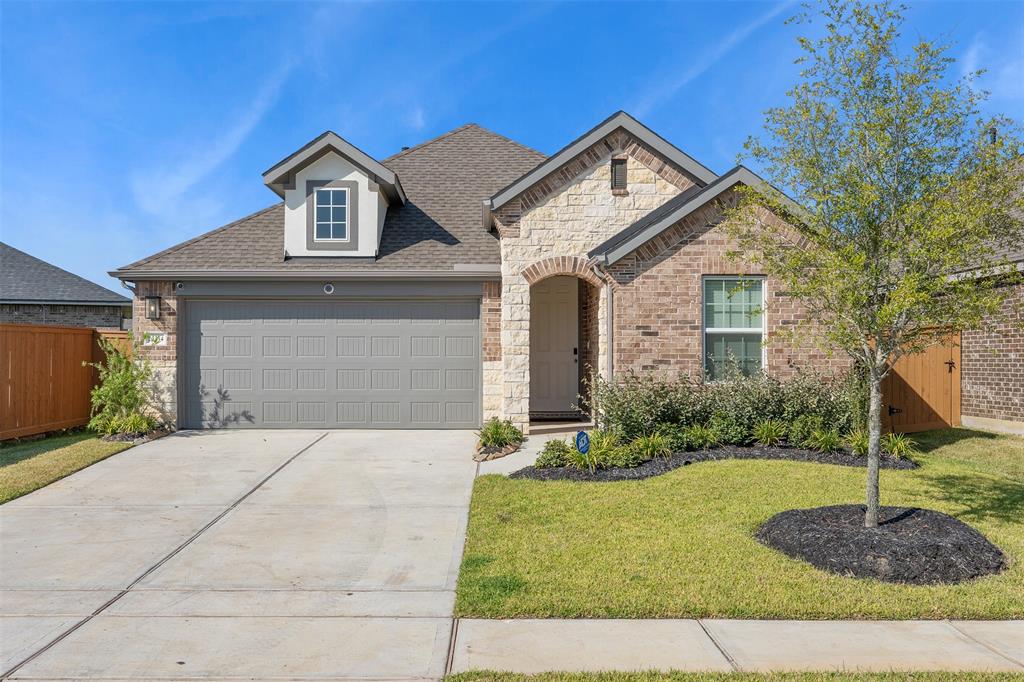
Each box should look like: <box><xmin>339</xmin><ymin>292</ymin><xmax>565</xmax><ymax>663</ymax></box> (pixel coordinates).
<box><xmin>455</xmin><ymin>428</ymin><xmax>1024</xmax><ymax>619</ymax></box>
<box><xmin>0</xmin><ymin>430</ymin><xmax>132</xmax><ymax>504</ymax></box>
<box><xmin>447</xmin><ymin>674</ymin><xmax>1022</xmax><ymax>682</ymax></box>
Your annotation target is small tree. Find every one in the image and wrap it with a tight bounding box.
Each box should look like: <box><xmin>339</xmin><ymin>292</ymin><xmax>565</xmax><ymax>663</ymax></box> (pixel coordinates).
<box><xmin>727</xmin><ymin>0</ymin><xmax>1024</xmax><ymax>527</ymax></box>
<box><xmin>86</xmin><ymin>333</ymin><xmax>158</xmax><ymax>435</ymax></box>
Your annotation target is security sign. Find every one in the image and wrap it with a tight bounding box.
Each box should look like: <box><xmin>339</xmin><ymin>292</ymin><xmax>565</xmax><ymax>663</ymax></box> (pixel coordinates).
<box><xmin>575</xmin><ymin>431</ymin><xmax>590</xmax><ymax>454</ymax></box>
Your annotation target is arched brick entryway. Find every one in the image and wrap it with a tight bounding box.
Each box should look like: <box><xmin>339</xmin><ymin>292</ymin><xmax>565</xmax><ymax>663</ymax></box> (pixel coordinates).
<box><xmin>521</xmin><ymin>256</ymin><xmax>604</xmax><ymax>289</ymax></box>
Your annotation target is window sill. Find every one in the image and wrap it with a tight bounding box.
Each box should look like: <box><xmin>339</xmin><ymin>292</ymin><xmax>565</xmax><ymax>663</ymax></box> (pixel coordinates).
<box><xmin>611</xmin><ymin>189</ymin><xmax>629</xmax><ymax>196</ymax></box>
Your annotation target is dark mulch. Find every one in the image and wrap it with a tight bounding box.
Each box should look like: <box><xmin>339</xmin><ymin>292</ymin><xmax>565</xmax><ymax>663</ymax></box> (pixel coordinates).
<box><xmin>101</xmin><ymin>429</ymin><xmax>169</xmax><ymax>444</ymax></box>
<box><xmin>756</xmin><ymin>504</ymin><xmax>1007</xmax><ymax>585</ymax></box>
<box><xmin>510</xmin><ymin>444</ymin><xmax>916</xmax><ymax>482</ymax></box>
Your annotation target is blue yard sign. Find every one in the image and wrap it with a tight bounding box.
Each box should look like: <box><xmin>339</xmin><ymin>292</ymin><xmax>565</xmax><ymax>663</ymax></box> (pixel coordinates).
<box><xmin>575</xmin><ymin>431</ymin><xmax>590</xmax><ymax>454</ymax></box>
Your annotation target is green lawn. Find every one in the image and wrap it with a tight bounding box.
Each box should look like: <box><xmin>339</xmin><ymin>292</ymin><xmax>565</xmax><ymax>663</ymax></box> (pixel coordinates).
<box><xmin>0</xmin><ymin>431</ymin><xmax>132</xmax><ymax>504</ymax></box>
<box><xmin>455</xmin><ymin>428</ymin><xmax>1024</xmax><ymax>619</ymax></box>
<box><xmin>448</xmin><ymin>673</ymin><xmax>1021</xmax><ymax>682</ymax></box>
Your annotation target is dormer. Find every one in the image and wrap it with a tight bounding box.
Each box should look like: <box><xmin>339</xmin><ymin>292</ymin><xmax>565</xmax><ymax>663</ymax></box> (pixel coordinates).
<box><xmin>263</xmin><ymin>131</ymin><xmax>406</xmax><ymax>258</ymax></box>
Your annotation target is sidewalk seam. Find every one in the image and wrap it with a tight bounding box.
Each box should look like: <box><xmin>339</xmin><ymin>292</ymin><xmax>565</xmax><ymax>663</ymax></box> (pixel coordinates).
<box><xmin>0</xmin><ymin>431</ymin><xmax>330</xmax><ymax>680</ymax></box>
<box><xmin>697</xmin><ymin>619</ymin><xmax>739</xmax><ymax>672</ymax></box>
<box><xmin>445</xmin><ymin>618</ymin><xmax>460</xmax><ymax>675</ymax></box>
<box><xmin>946</xmin><ymin>620</ymin><xmax>1024</xmax><ymax>670</ymax></box>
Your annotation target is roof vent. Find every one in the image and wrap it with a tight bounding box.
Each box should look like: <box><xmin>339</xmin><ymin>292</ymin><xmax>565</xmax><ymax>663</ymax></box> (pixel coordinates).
<box><xmin>401</xmin><ymin>146</ymin><xmax>410</xmax><ymax>151</ymax></box>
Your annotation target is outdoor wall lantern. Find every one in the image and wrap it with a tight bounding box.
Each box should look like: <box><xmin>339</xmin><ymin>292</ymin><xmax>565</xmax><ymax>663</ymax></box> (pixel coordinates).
<box><xmin>145</xmin><ymin>296</ymin><xmax>161</xmax><ymax>320</ymax></box>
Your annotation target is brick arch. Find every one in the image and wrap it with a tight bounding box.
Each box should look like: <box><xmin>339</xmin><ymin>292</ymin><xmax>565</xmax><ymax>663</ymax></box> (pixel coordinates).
<box><xmin>521</xmin><ymin>256</ymin><xmax>603</xmax><ymax>288</ymax></box>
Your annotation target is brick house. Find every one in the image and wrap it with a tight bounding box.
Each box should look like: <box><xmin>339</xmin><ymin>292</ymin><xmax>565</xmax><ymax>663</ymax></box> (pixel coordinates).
<box><xmin>110</xmin><ymin>111</ymin><xmax>1021</xmax><ymax>433</ymax></box>
<box><xmin>1</xmin><ymin>242</ymin><xmax>130</xmax><ymax>329</ymax></box>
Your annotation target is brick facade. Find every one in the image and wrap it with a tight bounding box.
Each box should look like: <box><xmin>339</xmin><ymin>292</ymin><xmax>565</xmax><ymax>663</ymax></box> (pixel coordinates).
<box><xmin>0</xmin><ymin>303</ymin><xmax>126</xmax><ymax>329</ymax></box>
<box><xmin>131</xmin><ymin>280</ymin><xmax>179</xmax><ymax>425</ymax></box>
<box><xmin>961</xmin><ymin>282</ymin><xmax>1024</xmax><ymax>425</ymax></box>
<box><xmin>608</xmin><ymin>191</ymin><xmax>849</xmax><ymax>380</ymax></box>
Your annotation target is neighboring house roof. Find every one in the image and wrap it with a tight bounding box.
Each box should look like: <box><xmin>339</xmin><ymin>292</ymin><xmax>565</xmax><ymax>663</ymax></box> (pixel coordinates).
<box><xmin>262</xmin><ymin>131</ymin><xmax>407</xmax><ymax>204</ymax></box>
<box><xmin>487</xmin><ymin>110</ymin><xmax>719</xmax><ymax>214</ymax></box>
<box><xmin>589</xmin><ymin>166</ymin><xmax>804</xmax><ymax>265</ymax></box>
<box><xmin>0</xmin><ymin>242</ymin><xmax>130</xmax><ymax>306</ymax></box>
<box><xmin>112</xmin><ymin>124</ymin><xmax>546</xmax><ymax>278</ymax></box>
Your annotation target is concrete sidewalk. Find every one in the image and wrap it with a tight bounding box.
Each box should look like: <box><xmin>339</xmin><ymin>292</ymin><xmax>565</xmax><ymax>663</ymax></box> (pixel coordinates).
<box><xmin>450</xmin><ymin>618</ymin><xmax>1024</xmax><ymax>674</ymax></box>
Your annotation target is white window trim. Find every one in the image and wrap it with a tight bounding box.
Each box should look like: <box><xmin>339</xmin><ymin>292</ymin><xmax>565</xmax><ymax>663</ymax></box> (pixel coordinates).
<box><xmin>701</xmin><ymin>275</ymin><xmax>767</xmax><ymax>378</ymax></box>
<box><xmin>313</xmin><ymin>186</ymin><xmax>351</xmax><ymax>243</ymax></box>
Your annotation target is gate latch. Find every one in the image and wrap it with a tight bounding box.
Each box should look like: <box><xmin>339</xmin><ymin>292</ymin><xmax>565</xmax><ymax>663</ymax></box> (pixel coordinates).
<box><xmin>945</xmin><ymin>360</ymin><xmax>956</xmax><ymax>373</ymax></box>
<box><xmin>888</xmin><ymin>405</ymin><xmax>903</xmax><ymax>416</ymax></box>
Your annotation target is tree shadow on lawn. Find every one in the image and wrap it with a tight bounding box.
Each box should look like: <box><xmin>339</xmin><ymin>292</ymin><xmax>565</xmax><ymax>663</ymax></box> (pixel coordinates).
<box><xmin>913</xmin><ymin>427</ymin><xmax>1000</xmax><ymax>453</ymax></box>
<box><xmin>918</xmin><ymin>470</ymin><xmax>1024</xmax><ymax>524</ymax></box>
<box><xmin>0</xmin><ymin>431</ymin><xmax>95</xmax><ymax>468</ymax></box>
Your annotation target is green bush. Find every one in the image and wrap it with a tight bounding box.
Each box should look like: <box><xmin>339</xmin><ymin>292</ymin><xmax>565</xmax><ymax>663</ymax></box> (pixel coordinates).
<box><xmin>478</xmin><ymin>418</ymin><xmax>523</xmax><ymax>448</ymax></box>
<box><xmin>86</xmin><ymin>334</ymin><xmax>157</xmax><ymax>436</ymax></box>
<box><xmin>535</xmin><ymin>439</ymin><xmax>572</xmax><ymax>468</ymax></box>
<box><xmin>708</xmin><ymin>413</ymin><xmax>749</xmax><ymax>445</ymax></box>
<box><xmin>883</xmin><ymin>432</ymin><xmax>917</xmax><ymax>458</ymax></box>
<box><xmin>630</xmin><ymin>433</ymin><xmax>671</xmax><ymax>461</ymax></box>
<box><xmin>807</xmin><ymin>428</ymin><xmax>843</xmax><ymax>453</ymax></box>
<box><xmin>591</xmin><ymin>369</ymin><xmax>861</xmax><ymax>444</ymax></box>
<box><xmin>606</xmin><ymin>443</ymin><xmax>647</xmax><ymax>468</ymax></box>
<box><xmin>685</xmin><ymin>424</ymin><xmax>720</xmax><ymax>450</ymax></box>
<box><xmin>847</xmin><ymin>429</ymin><xmax>869</xmax><ymax>456</ymax></box>
<box><xmin>656</xmin><ymin>423</ymin><xmax>691</xmax><ymax>452</ymax></box>
<box><xmin>752</xmin><ymin>419</ymin><xmax>787</xmax><ymax>446</ymax></box>
<box><xmin>788</xmin><ymin>414</ymin><xmax>825</xmax><ymax>447</ymax></box>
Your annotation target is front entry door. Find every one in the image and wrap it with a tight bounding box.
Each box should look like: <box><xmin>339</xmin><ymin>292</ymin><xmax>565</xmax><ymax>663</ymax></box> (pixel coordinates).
<box><xmin>530</xmin><ymin>276</ymin><xmax>579</xmax><ymax>414</ymax></box>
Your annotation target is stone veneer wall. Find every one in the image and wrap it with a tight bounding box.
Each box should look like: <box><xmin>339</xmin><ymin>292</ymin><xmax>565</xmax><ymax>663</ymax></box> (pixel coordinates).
<box><xmin>0</xmin><ymin>303</ymin><xmax>126</xmax><ymax>328</ymax></box>
<box><xmin>494</xmin><ymin>131</ymin><xmax>697</xmax><ymax>429</ymax></box>
<box><xmin>132</xmin><ymin>281</ymin><xmax>179</xmax><ymax>427</ymax></box>
<box><xmin>961</xmin><ymin>282</ymin><xmax>1024</xmax><ymax>425</ymax></box>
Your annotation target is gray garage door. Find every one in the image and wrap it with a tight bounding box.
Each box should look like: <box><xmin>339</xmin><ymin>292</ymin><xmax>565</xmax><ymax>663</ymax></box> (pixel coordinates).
<box><xmin>181</xmin><ymin>299</ymin><xmax>480</xmax><ymax>429</ymax></box>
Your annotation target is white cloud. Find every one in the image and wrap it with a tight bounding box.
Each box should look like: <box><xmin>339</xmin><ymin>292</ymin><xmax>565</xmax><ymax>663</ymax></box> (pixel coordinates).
<box><xmin>632</xmin><ymin>0</ymin><xmax>795</xmax><ymax>118</ymax></box>
<box><xmin>405</xmin><ymin>105</ymin><xmax>427</xmax><ymax>131</ymax></box>
<box><xmin>130</xmin><ymin>61</ymin><xmax>293</xmax><ymax>219</ymax></box>
<box><xmin>960</xmin><ymin>32</ymin><xmax>1024</xmax><ymax>103</ymax></box>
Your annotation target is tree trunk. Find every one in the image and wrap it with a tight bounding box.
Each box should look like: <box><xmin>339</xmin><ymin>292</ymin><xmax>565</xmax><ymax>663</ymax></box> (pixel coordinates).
<box><xmin>865</xmin><ymin>371</ymin><xmax>883</xmax><ymax>528</ymax></box>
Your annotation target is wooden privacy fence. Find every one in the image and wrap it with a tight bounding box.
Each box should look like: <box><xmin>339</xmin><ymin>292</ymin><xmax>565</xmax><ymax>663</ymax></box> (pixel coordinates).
<box><xmin>883</xmin><ymin>332</ymin><xmax>962</xmax><ymax>434</ymax></box>
<box><xmin>0</xmin><ymin>324</ymin><xmax>129</xmax><ymax>440</ymax></box>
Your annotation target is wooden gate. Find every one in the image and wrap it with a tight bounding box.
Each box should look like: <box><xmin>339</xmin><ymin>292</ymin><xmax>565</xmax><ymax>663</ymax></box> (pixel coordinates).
<box><xmin>882</xmin><ymin>333</ymin><xmax>961</xmax><ymax>433</ymax></box>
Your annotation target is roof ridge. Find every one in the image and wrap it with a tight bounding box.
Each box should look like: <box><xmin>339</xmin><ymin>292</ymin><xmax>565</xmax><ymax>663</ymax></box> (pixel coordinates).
<box><xmin>381</xmin><ymin>123</ymin><xmax>545</xmax><ymax>165</ymax></box>
<box><xmin>116</xmin><ymin>203</ymin><xmax>282</xmax><ymax>272</ymax></box>
<box><xmin>1</xmin><ymin>241</ymin><xmax>129</xmax><ymax>302</ymax></box>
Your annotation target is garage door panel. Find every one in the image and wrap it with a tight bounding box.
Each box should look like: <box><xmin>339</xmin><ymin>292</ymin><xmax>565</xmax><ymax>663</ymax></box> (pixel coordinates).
<box><xmin>183</xmin><ymin>299</ymin><xmax>480</xmax><ymax>429</ymax></box>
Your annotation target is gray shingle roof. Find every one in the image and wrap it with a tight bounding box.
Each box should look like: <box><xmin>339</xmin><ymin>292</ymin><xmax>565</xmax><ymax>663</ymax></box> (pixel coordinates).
<box><xmin>1</xmin><ymin>242</ymin><xmax>129</xmax><ymax>305</ymax></box>
<box><xmin>115</xmin><ymin>124</ymin><xmax>546</xmax><ymax>275</ymax></box>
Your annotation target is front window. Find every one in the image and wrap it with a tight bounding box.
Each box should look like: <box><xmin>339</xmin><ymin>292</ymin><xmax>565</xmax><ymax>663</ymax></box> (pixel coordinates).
<box><xmin>314</xmin><ymin>187</ymin><xmax>348</xmax><ymax>241</ymax></box>
<box><xmin>703</xmin><ymin>277</ymin><xmax>764</xmax><ymax>379</ymax></box>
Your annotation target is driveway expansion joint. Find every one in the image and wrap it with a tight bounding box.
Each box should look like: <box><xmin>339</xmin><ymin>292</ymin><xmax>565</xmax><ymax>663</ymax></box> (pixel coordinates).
<box><xmin>1</xmin><ymin>432</ymin><xmax>329</xmax><ymax>680</ymax></box>
<box><xmin>697</xmin><ymin>618</ymin><xmax>739</xmax><ymax>671</ymax></box>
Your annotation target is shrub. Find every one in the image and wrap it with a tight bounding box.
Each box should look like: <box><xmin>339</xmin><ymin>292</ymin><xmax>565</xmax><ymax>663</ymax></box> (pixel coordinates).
<box><xmin>847</xmin><ymin>429</ymin><xmax>869</xmax><ymax>456</ymax></box>
<box><xmin>606</xmin><ymin>444</ymin><xmax>647</xmax><ymax>468</ymax></box>
<box><xmin>656</xmin><ymin>423</ymin><xmax>691</xmax><ymax>452</ymax></box>
<box><xmin>86</xmin><ymin>334</ymin><xmax>156</xmax><ymax>436</ymax></box>
<box><xmin>807</xmin><ymin>428</ymin><xmax>843</xmax><ymax>453</ymax></box>
<box><xmin>590</xmin><ymin>372</ymin><xmax>705</xmax><ymax>440</ymax></box>
<box><xmin>565</xmin><ymin>429</ymin><xmax>621</xmax><ymax>472</ymax></box>
<box><xmin>630</xmin><ymin>433</ymin><xmax>671</xmax><ymax>462</ymax></box>
<box><xmin>788</xmin><ymin>414</ymin><xmax>825</xmax><ymax>447</ymax></box>
<box><xmin>478</xmin><ymin>418</ymin><xmax>523</xmax><ymax>448</ymax></box>
<box><xmin>752</xmin><ymin>419</ymin><xmax>787</xmax><ymax>447</ymax></box>
<box><xmin>685</xmin><ymin>424</ymin><xmax>720</xmax><ymax>450</ymax></box>
<box><xmin>535</xmin><ymin>439</ymin><xmax>572</xmax><ymax>468</ymax></box>
<box><xmin>883</xmin><ymin>432</ymin><xmax>916</xmax><ymax>458</ymax></box>
<box><xmin>592</xmin><ymin>369</ymin><xmax>858</xmax><ymax>443</ymax></box>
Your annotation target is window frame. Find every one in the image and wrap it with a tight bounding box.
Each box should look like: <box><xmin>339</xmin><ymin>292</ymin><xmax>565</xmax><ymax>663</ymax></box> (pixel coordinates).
<box><xmin>304</xmin><ymin>179</ymin><xmax>359</xmax><ymax>252</ymax></box>
<box><xmin>701</xmin><ymin>275</ymin><xmax>767</xmax><ymax>379</ymax></box>
<box><xmin>313</xmin><ymin>186</ymin><xmax>350</xmax><ymax>243</ymax></box>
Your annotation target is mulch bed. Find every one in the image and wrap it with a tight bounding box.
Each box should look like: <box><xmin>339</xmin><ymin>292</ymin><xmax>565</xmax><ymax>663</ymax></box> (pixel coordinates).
<box><xmin>755</xmin><ymin>504</ymin><xmax>1007</xmax><ymax>585</ymax></box>
<box><xmin>101</xmin><ymin>429</ymin><xmax>170</xmax><ymax>445</ymax></box>
<box><xmin>509</xmin><ymin>444</ymin><xmax>916</xmax><ymax>482</ymax></box>
<box><xmin>474</xmin><ymin>441</ymin><xmax>521</xmax><ymax>462</ymax></box>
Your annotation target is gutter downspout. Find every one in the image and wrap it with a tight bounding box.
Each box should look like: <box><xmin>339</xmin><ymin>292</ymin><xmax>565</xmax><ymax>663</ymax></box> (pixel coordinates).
<box><xmin>588</xmin><ymin>257</ymin><xmax>614</xmax><ymax>380</ymax></box>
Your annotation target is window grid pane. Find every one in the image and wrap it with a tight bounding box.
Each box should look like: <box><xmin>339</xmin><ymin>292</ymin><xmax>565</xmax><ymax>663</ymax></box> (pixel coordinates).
<box><xmin>314</xmin><ymin>188</ymin><xmax>348</xmax><ymax>241</ymax></box>
<box><xmin>704</xmin><ymin>278</ymin><xmax>762</xmax><ymax>330</ymax></box>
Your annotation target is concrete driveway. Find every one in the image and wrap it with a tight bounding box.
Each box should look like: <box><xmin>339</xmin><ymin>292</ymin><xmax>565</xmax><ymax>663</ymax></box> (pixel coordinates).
<box><xmin>0</xmin><ymin>429</ymin><xmax>478</xmax><ymax>680</ymax></box>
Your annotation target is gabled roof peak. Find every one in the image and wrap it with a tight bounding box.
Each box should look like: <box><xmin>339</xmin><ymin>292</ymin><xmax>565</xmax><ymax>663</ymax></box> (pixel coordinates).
<box><xmin>486</xmin><ymin>110</ymin><xmax>718</xmax><ymax>215</ymax></box>
<box><xmin>262</xmin><ymin>130</ymin><xmax>406</xmax><ymax>204</ymax></box>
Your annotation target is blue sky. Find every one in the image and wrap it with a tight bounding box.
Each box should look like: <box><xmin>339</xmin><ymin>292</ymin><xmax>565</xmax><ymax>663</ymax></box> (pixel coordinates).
<box><xmin>2</xmin><ymin>1</ymin><xmax>1022</xmax><ymax>291</ymax></box>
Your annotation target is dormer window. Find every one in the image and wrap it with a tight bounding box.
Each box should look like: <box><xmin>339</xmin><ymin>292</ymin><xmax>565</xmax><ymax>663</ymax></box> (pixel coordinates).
<box><xmin>314</xmin><ymin>187</ymin><xmax>349</xmax><ymax>241</ymax></box>
<box><xmin>305</xmin><ymin>179</ymin><xmax>359</xmax><ymax>252</ymax></box>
